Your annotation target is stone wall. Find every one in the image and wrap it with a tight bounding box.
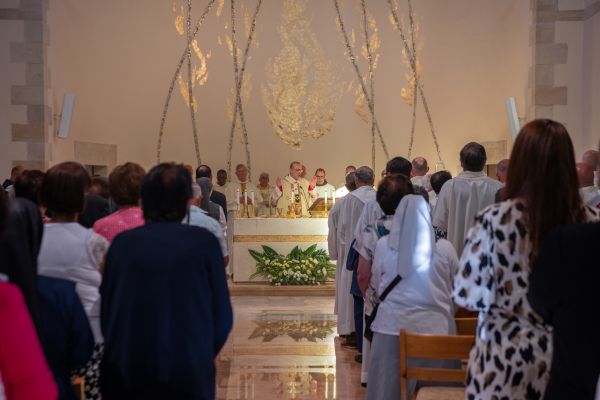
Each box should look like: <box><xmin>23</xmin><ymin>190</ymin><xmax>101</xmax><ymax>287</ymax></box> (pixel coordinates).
<box><xmin>0</xmin><ymin>0</ymin><xmax>49</xmax><ymax>172</ymax></box>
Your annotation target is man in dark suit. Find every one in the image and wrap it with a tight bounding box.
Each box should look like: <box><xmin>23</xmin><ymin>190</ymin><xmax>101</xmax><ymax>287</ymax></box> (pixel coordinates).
<box><xmin>100</xmin><ymin>163</ymin><xmax>233</xmax><ymax>399</ymax></box>
<box><xmin>528</xmin><ymin>222</ymin><xmax>600</xmax><ymax>400</ymax></box>
<box><xmin>196</xmin><ymin>164</ymin><xmax>227</xmax><ymax>219</ymax></box>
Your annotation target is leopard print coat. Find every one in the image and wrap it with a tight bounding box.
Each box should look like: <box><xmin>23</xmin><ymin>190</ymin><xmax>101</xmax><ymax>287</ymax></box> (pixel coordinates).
<box><xmin>453</xmin><ymin>199</ymin><xmax>600</xmax><ymax>400</ymax></box>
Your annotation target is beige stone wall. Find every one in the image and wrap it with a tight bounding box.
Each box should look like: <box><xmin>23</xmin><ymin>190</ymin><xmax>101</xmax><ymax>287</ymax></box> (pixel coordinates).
<box><xmin>3</xmin><ymin>1</ymin><xmax>533</xmax><ymax>181</ymax></box>
<box><xmin>531</xmin><ymin>0</ymin><xmax>600</xmax><ymax>158</ymax></box>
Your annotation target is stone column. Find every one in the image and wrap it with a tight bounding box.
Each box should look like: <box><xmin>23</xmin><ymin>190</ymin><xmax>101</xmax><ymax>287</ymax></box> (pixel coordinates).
<box><xmin>1</xmin><ymin>0</ymin><xmax>49</xmax><ymax>170</ymax></box>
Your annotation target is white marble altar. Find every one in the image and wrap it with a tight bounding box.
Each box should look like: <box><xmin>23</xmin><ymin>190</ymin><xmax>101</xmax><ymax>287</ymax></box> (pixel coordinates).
<box><xmin>232</xmin><ymin>217</ymin><xmax>329</xmax><ymax>282</ymax></box>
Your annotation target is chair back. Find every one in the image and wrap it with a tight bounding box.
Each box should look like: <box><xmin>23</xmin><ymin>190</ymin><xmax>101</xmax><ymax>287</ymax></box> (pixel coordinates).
<box><xmin>399</xmin><ymin>330</ymin><xmax>474</xmax><ymax>400</ymax></box>
<box><xmin>454</xmin><ymin>317</ymin><xmax>477</xmax><ymax>336</ymax></box>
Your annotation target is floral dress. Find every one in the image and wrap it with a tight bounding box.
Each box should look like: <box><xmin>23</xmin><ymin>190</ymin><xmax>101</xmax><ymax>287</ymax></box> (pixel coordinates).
<box><xmin>453</xmin><ymin>199</ymin><xmax>600</xmax><ymax>400</ymax></box>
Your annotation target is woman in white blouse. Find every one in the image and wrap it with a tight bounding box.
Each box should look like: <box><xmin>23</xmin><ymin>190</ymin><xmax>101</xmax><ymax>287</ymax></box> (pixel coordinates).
<box><xmin>38</xmin><ymin>161</ymin><xmax>109</xmax><ymax>400</ymax></box>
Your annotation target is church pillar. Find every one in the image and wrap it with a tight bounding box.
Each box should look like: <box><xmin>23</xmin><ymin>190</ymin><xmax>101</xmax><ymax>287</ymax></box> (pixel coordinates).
<box><xmin>0</xmin><ymin>0</ymin><xmax>50</xmax><ymax>171</ymax></box>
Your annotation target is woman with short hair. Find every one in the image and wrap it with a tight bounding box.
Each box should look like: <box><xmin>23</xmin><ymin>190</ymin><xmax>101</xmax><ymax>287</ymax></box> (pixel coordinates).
<box><xmin>38</xmin><ymin>161</ymin><xmax>109</xmax><ymax>400</ymax></box>
<box><xmin>93</xmin><ymin>162</ymin><xmax>145</xmax><ymax>242</ymax></box>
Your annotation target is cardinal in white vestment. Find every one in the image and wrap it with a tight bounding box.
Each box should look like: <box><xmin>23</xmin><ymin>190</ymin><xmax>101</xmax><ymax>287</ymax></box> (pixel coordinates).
<box><xmin>271</xmin><ymin>161</ymin><xmax>317</xmax><ymax>215</ymax></box>
<box><xmin>432</xmin><ymin>143</ymin><xmax>502</xmax><ymax>254</ymax></box>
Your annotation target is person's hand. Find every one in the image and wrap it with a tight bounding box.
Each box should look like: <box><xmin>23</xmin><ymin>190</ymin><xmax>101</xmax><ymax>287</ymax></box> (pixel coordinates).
<box><xmin>276</xmin><ymin>176</ymin><xmax>282</xmax><ymax>188</ymax></box>
<box><xmin>310</xmin><ymin>176</ymin><xmax>317</xmax><ymax>188</ymax></box>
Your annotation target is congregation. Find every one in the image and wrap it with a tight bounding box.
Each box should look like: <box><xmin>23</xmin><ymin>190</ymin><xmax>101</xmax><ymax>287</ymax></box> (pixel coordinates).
<box><xmin>1</xmin><ymin>118</ymin><xmax>600</xmax><ymax>399</ymax></box>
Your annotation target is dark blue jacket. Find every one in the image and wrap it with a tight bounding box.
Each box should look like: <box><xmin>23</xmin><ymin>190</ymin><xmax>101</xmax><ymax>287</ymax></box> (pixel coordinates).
<box><xmin>100</xmin><ymin>222</ymin><xmax>233</xmax><ymax>400</ymax></box>
<box><xmin>37</xmin><ymin>276</ymin><xmax>94</xmax><ymax>400</ymax></box>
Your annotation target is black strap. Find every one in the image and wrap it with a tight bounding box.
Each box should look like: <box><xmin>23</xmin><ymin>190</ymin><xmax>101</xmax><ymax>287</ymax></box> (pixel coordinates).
<box><xmin>379</xmin><ymin>275</ymin><xmax>402</xmax><ymax>302</ymax></box>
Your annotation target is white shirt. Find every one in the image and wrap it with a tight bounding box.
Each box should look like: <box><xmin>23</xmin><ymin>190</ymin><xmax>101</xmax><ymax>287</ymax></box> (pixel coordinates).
<box><xmin>335</xmin><ymin>185</ymin><xmax>349</xmax><ymax>199</ymax></box>
<box><xmin>38</xmin><ymin>223</ymin><xmax>109</xmax><ymax>342</ymax></box>
<box><xmin>184</xmin><ymin>205</ymin><xmax>228</xmax><ymax>257</ymax></box>
<box><xmin>432</xmin><ymin>170</ymin><xmax>502</xmax><ymax>254</ymax></box>
<box><xmin>315</xmin><ymin>183</ymin><xmax>336</xmax><ymax>199</ymax></box>
<box><xmin>370</xmin><ymin>237</ymin><xmax>458</xmax><ymax>336</ymax></box>
<box><xmin>580</xmin><ymin>186</ymin><xmax>599</xmax><ymax>206</ymax></box>
<box><xmin>225</xmin><ymin>179</ymin><xmax>259</xmax><ymax>211</ymax></box>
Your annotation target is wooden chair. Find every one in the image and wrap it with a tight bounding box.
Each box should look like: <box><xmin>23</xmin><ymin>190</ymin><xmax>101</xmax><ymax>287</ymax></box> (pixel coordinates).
<box><xmin>399</xmin><ymin>330</ymin><xmax>474</xmax><ymax>400</ymax></box>
<box><xmin>454</xmin><ymin>317</ymin><xmax>478</xmax><ymax>336</ymax></box>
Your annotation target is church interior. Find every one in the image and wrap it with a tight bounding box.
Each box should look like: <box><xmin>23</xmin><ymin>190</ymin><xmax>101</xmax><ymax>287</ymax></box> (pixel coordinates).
<box><xmin>1</xmin><ymin>0</ymin><xmax>600</xmax><ymax>399</ymax></box>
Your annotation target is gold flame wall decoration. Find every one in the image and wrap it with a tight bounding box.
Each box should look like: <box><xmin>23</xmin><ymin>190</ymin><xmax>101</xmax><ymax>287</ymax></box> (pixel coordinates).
<box><xmin>225</xmin><ymin>0</ymin><xmax>263</xmax><ymax>179</ymax></box>
<box><xmin>157</xmin><ymin>0</ymin><xmax>216</xmax><ymax>164</ymax></box>
<box><xmin>387</xmin><ymin>0</ymin><xmax>444</xmax><ymax>167</ymax></box>
<box><xmin>262</xmin><ymin>0</ymin><xmax>341</xmax><ymax>150</ymax></box>
<box><xmin>333</xmin><ymin>0</ymin><xmax>389</xmax><ymax>167</ymax></box>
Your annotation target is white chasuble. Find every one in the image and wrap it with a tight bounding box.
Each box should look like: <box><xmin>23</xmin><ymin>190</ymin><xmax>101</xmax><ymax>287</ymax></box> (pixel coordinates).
<box><xmin>270</xmin><ymin>175</ymin><xmax>316</xmax><ymax>216</ymax></box>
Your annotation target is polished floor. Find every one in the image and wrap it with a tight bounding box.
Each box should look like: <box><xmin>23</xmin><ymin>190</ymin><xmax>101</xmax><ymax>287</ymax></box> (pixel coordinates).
<box><xmin>216</xmin><ymin>296</ymin><xmax>366</xmax><ymax>399</ymax></box>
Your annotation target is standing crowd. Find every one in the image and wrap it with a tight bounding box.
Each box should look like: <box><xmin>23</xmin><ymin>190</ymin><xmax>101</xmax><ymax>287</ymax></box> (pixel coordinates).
<box><xmin>1</xmin><ymin>118</ymin><xmax>600</xmax><ymax>399</ymax></box>
<box><xmin>328</xmin><ymin>119</ymin><xmax>600</xmax><ymax>400</ymax></box>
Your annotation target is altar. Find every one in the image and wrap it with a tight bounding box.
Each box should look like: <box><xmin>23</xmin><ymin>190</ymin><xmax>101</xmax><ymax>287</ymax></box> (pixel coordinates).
<box><xmin>232</xmin><ymin>218</ymin><xmax>329</xmax><ymax>283</ymax></box>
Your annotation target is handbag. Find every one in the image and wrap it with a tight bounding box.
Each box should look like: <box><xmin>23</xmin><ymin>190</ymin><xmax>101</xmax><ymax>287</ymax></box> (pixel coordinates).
<box><xmin>364</xmin><ymin>275</ymin><xmax>402</xmax><ymax>342</ymax></box>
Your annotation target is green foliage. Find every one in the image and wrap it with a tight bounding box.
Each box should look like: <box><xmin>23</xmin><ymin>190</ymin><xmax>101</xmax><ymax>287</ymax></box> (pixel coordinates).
<box><xmin>249</xmin><ymin>244</ymin><xmax>335</xmax><ymax>285</ymax></box>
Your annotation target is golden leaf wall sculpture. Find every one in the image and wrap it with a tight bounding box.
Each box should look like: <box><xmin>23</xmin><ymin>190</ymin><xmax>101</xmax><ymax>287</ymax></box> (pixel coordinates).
<box><xmin>262</xmin><ymin>0</ymin><xmax>341</xmax><ymax>150</ymax></box>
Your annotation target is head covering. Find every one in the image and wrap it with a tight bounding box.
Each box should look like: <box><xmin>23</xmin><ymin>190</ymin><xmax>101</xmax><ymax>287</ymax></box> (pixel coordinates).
<box><xmin>196</xmin><ymin>177</ymin><xmax>220</xmax><ymax>222</ymax></box>
<box><xmin>196</xmin><ymin>178</ymin><xmax>212</xmax><ymax>213</ymax></box>
<box><xmin>388</xmin><ymin>194</ymin><xmax>434</xmax><ymax>278</ymax></box>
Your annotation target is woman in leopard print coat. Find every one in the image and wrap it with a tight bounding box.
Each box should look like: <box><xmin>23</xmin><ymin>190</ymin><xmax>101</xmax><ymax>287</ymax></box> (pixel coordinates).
<box><xmin>452</xmin><ymin>119</ymin><xmax>600</xmax><ymax>400</ymax></box>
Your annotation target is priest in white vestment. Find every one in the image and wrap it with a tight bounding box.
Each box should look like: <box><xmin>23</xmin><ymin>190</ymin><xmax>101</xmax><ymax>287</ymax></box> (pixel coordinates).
<box><xmin>432</xmin><ymin>142</ymin><xmax>502</xmax><ymax>254</ymax></box>
<box><xmin>328</xmin><ymin>172</ymin><xmax>357</xmax><ymax>336</ymax></box>
<box><xmin>271</xmin><ymin>161</ymin><xmax>317</xmax><ymax>216</ymax></box>
<box><xmin>213</xmin><ymin>169</ymin><xmax>229</xmax><ymax>195</ymax></box>
<box><xmin>335</xmin><ymin>167</ymin><xmax>376</xmax><ymax>337</ymax></box>
<box><xmin>313</xmin><ymin>168</ymin><xmax>336</xmax><ymax>200</ymax></box>
<box><xmin>410</xmin><ymin>156</ymin><xmax>436</xmax><ymax>205</ymax></box>
<box><xmin>256</xmin><ymin>172</ymin><xmax>274</xmax><ymax>217</ymax></box>
<box><xmin>334</xmin><ymin>165</ymin><xmax>356</xmax><ymax>198</ymax></box>
<box><xmin>225</xmin><ymin>164</ymin><xmax>258</xmax><ymax>217</ymax></box>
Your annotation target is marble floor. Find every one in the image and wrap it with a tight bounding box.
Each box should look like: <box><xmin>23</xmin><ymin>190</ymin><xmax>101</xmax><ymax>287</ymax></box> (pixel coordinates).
<box><xmin>216</xmin><ymin>296</ymin><xmax>366</xmax><ymax>400</ymax></box>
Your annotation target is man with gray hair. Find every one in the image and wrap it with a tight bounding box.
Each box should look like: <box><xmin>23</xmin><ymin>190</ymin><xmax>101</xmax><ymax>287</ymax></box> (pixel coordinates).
<box><xmin>329</xmin><ymin>172</ymin><xmax>358</xmax><ymax>346</ymax></box>
<box><xmin>333</xmin><ymin>167</ymin><xmax>375</xmax><ymax>343</ymax></box>
<box><xmin>184</xmin><ymin>183</ymin><xmax>229</xmax><ymax>267</ymax></box>
<box><xmin>410</xmin><ymin>157</ymin><xmax>429</xmax><ymax>187</ymax></box>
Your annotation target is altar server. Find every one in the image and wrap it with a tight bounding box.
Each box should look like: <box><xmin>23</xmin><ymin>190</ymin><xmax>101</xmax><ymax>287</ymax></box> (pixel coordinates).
<box><xmin>313</xmin><ymin>168</ymin><xmax>336</xmax><ymax>200</ymax></box>
<box><xmin>432</xmin><ymin>142</ymin><xmax>502</xmax><ymax>253</ymax></box>
<box><xmin>335</xmin><ymin>167</ymin><xmax>375</xmax><ymax>337</ymax></box>
<box><xmin>328</xmin><ymin>172</ymin><xmax>356</xmax><ymax>337</ymax></box>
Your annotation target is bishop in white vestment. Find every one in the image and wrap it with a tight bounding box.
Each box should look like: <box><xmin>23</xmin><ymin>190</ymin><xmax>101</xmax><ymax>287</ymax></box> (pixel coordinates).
<box><xmin>271</xmin><ymin>161</ymin><xmax>317</xmax><ymax>215</ymax></box>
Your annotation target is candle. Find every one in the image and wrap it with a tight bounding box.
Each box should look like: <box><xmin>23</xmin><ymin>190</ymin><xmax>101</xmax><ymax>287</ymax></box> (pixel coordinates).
<box><xmin>332</xmin><ymin>191</ymin><xmax>336</xmax><ymax>204</ymax></box>
<box><xmin>236</xmin><ymin>188</ymin><xmax>240</xmax><ymax>208</ymax></box>
<box><xmin>244</xmin><ymin>190</ymin><xmax>248</xmax><ymax>205</ymax></box>
<box><xmin>324</xmin><ymin>190</ymin><xmax>328</xmax><ymax>205</ymax></box>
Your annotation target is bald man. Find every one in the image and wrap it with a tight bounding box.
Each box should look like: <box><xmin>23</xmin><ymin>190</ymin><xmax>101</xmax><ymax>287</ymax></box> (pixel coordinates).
<box><xmin>577</xmin><ymin>162</ymin><xmax>598</xmax><ymax>206</ymax></box>
<box><xmin>494</xmin><ymin>159</ymin><xmax>509</xmax><ymax>202</ymax></box>
<box><xmin>410</xmin><ymin>156</ymin><xmax>429</xmax><ymax>187</ymax></box>
<box><xmin>582</xmin><ymin>149</ymin><xmax>599</xmax><ymax>187</ymax></box>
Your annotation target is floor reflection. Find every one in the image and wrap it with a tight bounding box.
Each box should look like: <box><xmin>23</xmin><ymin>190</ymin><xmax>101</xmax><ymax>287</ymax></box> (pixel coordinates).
<box><xmin>216</xmin><ymin>296</ymin><xmax>365</xmax><ymax>399</ymax></box>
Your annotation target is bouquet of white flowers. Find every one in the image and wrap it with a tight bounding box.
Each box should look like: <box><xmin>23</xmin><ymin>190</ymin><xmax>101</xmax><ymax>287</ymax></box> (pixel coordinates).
<box><xmin>249</xmin><ymin>244</ymin><xmax>335</xmax><ymax>285</ymax></box>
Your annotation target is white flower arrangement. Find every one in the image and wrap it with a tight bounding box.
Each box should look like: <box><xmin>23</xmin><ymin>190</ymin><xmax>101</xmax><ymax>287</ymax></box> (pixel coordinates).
<box><xmin>249</xmin><ymin>244</ymin><xmax>336</xmax><ymax>285</ymax></box>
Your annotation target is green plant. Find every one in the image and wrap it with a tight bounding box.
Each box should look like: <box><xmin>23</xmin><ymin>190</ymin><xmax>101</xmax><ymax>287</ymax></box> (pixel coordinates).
<box><xmin>249</xmin><ymin>244</ymin><xmax>335</xmax><ymax>285</ymax></box>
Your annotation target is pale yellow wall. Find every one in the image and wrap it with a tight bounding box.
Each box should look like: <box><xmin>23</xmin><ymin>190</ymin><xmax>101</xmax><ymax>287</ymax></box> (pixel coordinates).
<box><xmin>45</xmin><ymin>0</ymin><xmax>531</xmax><ymax>184</ymax></box>
<box><xmin>0</xmin><ymin>18</ymin><xmax>27</xmax><ymax>176</ymax></box>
